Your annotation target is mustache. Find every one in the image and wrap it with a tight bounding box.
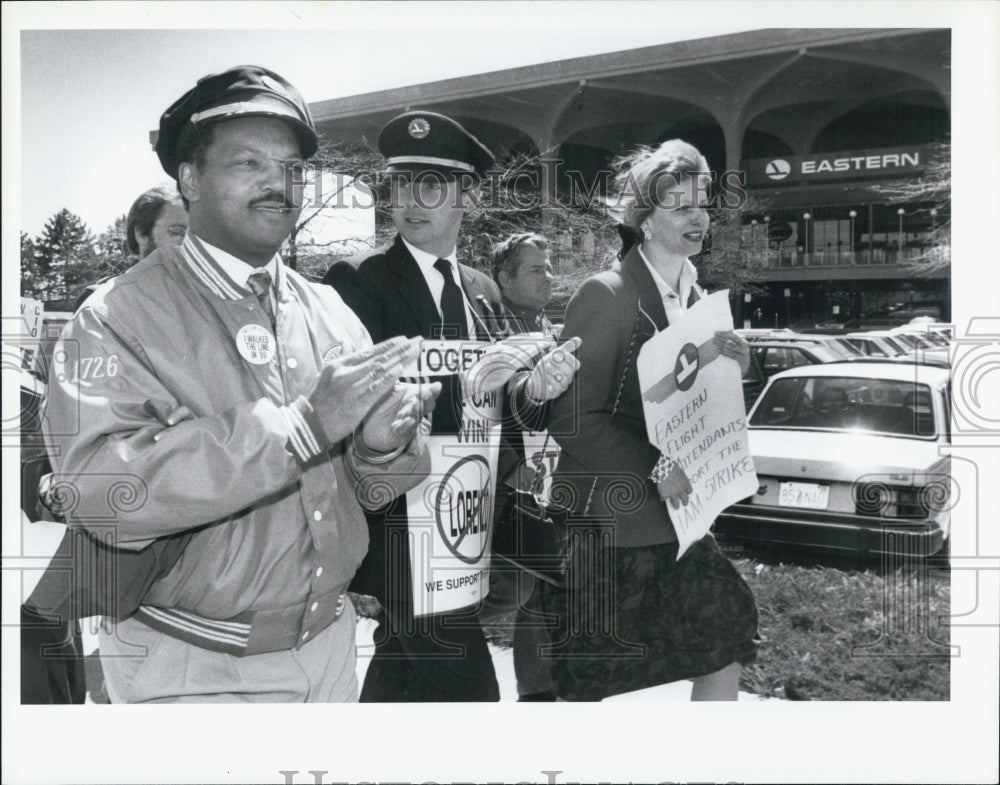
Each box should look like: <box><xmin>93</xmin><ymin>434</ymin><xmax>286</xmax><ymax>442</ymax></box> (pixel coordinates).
<box><xmin>249</xmin><ymin>191</ymin><xmax>300</xmax><ymax>209</ymax></box>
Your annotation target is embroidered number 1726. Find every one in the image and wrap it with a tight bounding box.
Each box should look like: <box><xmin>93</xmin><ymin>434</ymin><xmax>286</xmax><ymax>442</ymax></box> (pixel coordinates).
<box><xmin>77</xmin><ymin>354</ymin><xmax>120</xmax><ymax>381</ymax></box>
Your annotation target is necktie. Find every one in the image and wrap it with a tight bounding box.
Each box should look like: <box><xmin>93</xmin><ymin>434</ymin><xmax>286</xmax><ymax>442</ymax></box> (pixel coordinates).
<box><xmin>433</xmin><ymin>258</ymin><xmax>468</xmax><ymax>339</ymax></box>
<box><xmin>247</xmin><ymin>270</ymin><xmax>276</xmax><ymax>329</ymax></box>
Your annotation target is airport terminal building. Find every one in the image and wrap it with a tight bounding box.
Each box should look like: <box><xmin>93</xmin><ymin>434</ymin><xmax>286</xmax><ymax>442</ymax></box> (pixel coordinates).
<box><xmin>309</xmin><ymin>27</ymin><xmax>950</xmax><ymax>327</ymax></box>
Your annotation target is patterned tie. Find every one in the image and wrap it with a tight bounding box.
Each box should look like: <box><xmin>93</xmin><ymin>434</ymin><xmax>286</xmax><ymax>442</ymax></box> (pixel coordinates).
<box><xmin>433</xmin><ymin>258</ymin><xmax>468</xmax><ymax>339</ymax></box>
<box><xmin>247</xmin><ymin>270</ymin><xmax>276</xmax><ymax>329</ymax></box>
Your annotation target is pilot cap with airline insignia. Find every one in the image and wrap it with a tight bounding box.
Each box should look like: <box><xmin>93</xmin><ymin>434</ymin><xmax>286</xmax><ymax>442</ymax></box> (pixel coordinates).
<box><xmin>156</xmin><ymin>65</ymin><xmax>318</xmax><ymax>179</ymax></box>
<box><xmin>378</xmin><ymin>110</ymin><xmax>495</xmax><ymax>178</ymax></box>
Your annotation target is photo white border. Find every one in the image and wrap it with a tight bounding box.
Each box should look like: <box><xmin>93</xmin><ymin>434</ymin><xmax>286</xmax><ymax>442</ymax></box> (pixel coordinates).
<box><xmin>3</xmin><ymin>2</ymin><xmax>998</xmax><ymax>783</ymax></box>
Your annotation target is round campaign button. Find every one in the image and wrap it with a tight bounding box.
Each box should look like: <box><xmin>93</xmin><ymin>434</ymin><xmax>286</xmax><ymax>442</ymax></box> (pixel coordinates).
<box><xmin>236</xmin><ymin>324</ymin><xmax>276</xmax><ymax>365</ymax></box>
<box><xmin>322</xmin><ymin>345</ymin><xmax>343</xmax><ymax>364</ymax></box>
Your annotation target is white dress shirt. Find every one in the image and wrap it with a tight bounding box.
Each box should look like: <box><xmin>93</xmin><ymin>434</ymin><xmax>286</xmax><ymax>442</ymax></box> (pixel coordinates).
<box><xmin>638</xmin><ymin>246</ymin><xmax>699</xmax><ymax>326</ymax></box>
<box><xmin>199</xmin><ymin>235</ymin><xmax>280</xmax><ymax>311</ymax></box>
<box><xmin>400</xmin><ymin>236</ymin><xmax>477</xmax><ymax>337</ymax></box>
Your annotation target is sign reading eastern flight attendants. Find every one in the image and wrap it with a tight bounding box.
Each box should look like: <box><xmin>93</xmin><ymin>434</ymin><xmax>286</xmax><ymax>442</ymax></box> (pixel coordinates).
<box><xmin>402</xmin><ymin>339</ymin><xmax>503</xmax><ymax>616</ymax></box>
<box><xmin>636</xmin><ymin>291</ymin><xmax>759</xmax><ymax>557</ymax></box>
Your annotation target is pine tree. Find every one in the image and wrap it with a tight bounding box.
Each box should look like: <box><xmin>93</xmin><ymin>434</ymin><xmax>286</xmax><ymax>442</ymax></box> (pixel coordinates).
<box><xmin>20</xmin><ymin>232</ymin><xmax>43</xmax><ymax>298</ymax></box>
<box><xmin>31</xmin><ymin>209</ymin><xmax>98</xmax><ymax>303</ymax></box>
<box><xmin>93</xmin><ymin>214</ymin><xmax>131</xmax><ymax>280</ymax></box>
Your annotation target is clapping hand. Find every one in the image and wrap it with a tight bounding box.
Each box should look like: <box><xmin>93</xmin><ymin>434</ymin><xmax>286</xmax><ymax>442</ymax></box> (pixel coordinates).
<box><xmin>307</xmin><ymin>336</ymin><xmax>420</xmax><ymax>447</ymax></box>
<box><xmin>361</xmin><ymin>380</ymin><xmax>442</xmax><ymax>453</ymax></box>
<box><xmin>525</xmin><ymin>336</ymin><xmax>582</xmax><ymax>402</ymax></box>
<box><xmin>461</xmin><ymin>334</ymin><xmax>555</xmax><ymax>399</ymax></box>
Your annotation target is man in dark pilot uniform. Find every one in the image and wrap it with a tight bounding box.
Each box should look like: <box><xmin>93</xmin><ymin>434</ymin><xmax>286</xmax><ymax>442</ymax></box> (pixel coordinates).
<box><xmin>323</xmin><ymin>111</ymin><xmax>578</xmax><ymax>701</ymax></box>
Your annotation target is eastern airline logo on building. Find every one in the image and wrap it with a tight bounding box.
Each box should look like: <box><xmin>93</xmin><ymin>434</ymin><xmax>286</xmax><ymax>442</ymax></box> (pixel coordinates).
<box><xmin>746</xmin><ymin>145</ymin><xmax>931</xmax><ymax>186</ymax></box>
<box><xmin>765</xmin><ymin>159</ymin><xmax>791</xmax><ymax>180</ymax></box>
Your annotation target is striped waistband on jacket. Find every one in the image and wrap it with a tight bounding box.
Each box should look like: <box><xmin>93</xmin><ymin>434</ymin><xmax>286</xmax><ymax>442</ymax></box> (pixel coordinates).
<box><xmin>132</xmin><ymin>592</ymin><xmax>348</xmax><ymax>657</ymax></box>
<box><xmin>132</xmin><ymin>606</ymin><xmax>253</xmax><ymax>656</ymax></box>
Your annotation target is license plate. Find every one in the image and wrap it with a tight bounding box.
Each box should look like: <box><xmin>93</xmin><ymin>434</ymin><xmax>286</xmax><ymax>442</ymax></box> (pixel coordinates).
<box><xmin>779</xmin><ymin>482</ymin><xmax>829</xmax><ymax>510</ymax></box>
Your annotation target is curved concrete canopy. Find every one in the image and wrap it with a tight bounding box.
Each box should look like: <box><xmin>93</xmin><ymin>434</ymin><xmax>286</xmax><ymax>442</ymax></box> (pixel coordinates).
<box><xmin>311</xmin><ymin>28</ymin><xmax>949</xmax><ymax>169</ymax></box>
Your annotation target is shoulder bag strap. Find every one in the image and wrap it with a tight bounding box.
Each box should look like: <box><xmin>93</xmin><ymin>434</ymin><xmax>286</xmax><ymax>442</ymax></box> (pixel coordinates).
<box><xmin>582</xmin><ymin>309</ymin><xmax>643</xmax><ymax>517</ymax></box>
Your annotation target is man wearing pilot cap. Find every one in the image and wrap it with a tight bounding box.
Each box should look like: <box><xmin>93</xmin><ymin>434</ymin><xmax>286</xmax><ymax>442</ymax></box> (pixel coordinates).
<box><xmin>323</xmin><ymin>110</ymin><xmax>579</xmax><ymax>702</ymax></box>
<box><xmin>41</xmin><ymin>65</ymin><xmax>439</xmax><ymax>703</ymax></box>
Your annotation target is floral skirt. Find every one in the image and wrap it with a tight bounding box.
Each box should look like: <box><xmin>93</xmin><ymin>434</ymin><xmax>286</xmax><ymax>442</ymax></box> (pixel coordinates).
<box><xmin>538</xmin><ymin>532</ymin><xmax>758</xmax><ymax>701</ymax></box>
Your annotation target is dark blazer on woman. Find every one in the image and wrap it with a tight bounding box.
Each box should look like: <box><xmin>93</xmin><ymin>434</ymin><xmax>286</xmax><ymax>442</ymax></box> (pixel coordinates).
<box><xmin>548</xmin><ymin>245</ymin><xmax>702</xmax><ymax>548</ymax></box>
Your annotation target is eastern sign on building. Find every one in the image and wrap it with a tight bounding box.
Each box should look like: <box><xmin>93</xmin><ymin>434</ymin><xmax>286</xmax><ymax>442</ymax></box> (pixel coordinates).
<box><xmin>742</xmin><ymin>145</ymin><xmax>934</xmax><ymax>186</ymax></box>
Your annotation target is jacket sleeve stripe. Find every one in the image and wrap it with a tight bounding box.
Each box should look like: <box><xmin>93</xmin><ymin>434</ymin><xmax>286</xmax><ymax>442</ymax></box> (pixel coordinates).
<box><xmin>280</xmin><ymin>399</ymin><xmax>327</xmax><ymax>464</ymax></box>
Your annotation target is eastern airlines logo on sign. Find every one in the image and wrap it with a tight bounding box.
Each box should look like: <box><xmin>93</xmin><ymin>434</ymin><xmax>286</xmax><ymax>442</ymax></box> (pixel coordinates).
<box><xmin>745</xmin><ymin>145</ymin><xmax>932</xmax><ymax>186</ymax></box>
<box><xmin>765</xmin><ymin>159</ymin><xmax>791</xmax><ymax>180</ymax></box>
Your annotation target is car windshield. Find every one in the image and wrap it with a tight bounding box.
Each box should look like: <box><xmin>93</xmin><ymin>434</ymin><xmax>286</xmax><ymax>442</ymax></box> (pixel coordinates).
<box><xmin>750</xmin><ymin>376</ymin><xmax>937</xmax><ymax>437</ymax></box>
<box><xmin>881</xmin><ymin>335</ymin><xmax>912</xmax><ymax>354</ymax></box>
<box><xmin>832</xmin><ymin>338</ymin><xmax>864</xmax><ymax>356</ymax></box>
<box><xmin>920</xmin><ymin>332</ymin><xmax>949</xmax><ymax>347</ymax></box>
<box><xmin>847</xmin><ymin>338</ymin><xmax>892</xmax><ymax>357</ymax></box>
<box><xmin>903</xmin><ymin>332</ymin><xmax>942</xmax><ymax>348</ymax></box>
<box><xmin>815</xmin><ymin>338</ymin><xmax>857</xmax><ymax>358</ymax></box>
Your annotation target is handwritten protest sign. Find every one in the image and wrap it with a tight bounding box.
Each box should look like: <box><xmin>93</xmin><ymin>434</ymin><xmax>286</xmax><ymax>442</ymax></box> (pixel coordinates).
<box><xmin>636</xmin><ymin>290</ymin><xmax>758</xmax><ymax>558</ymax></box>
<box><xmin>402</xmin><ymin>339</ymin><xmax>503</xmax><ymax>616</ymax></box>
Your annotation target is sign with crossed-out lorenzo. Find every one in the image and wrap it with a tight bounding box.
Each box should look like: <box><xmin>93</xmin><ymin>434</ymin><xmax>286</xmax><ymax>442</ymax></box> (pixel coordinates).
<box><xmin>402</xmin><ymin>340</ymin><xmax>503</xmax><ymax>617</ymax></box>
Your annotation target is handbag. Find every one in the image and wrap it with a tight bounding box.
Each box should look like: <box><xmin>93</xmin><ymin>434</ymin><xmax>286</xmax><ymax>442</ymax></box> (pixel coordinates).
<box><xmin>491</xmin><ymin>434</ymin><xmax>569</xmax><ymax>587</ymax></box>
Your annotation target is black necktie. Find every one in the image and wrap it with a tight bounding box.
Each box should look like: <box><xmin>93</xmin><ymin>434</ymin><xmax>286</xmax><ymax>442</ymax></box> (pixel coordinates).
<box><xmin>434</xmin><ymin>258</ymin><xmax>468</xmax><ymax>339</ymax></box>
<box><xmin>247</xmin><ymin>270</ymin><xmax>276</xmax><ymax>329</ymax></box>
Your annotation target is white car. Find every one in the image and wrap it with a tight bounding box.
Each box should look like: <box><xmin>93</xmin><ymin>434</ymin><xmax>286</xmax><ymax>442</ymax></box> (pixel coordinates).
<box><xmin>715</xmin><ymin>362</ymin><xmax>951</xmax><ymax>556</ymax></box>
<box><xmin>743</xmin><ymin>330</ymin><xmax>862</xmax><ymax>358</ymax></box>
<box><xmin>844</xmin><ymin>331</ymin><xmax>913</xmax><ymax>359</ymax></box>
<box><xmin>887</xmin><ymin>329</ymin><xmax>950</xmax><ymax>364</ymax></box>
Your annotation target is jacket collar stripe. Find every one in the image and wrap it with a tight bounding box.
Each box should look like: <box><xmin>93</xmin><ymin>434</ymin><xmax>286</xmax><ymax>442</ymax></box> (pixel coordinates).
<box><xmin>181</xmin><ymin>235</ymin><xmax>245</xmax><ymax>300</ymax></box>
<box><xmin>179</xmin><ymin>241</ymin><xmax>227</xmax><ymax>298</ymax></box>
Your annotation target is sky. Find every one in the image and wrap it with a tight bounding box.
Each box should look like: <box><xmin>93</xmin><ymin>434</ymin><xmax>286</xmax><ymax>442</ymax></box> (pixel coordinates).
<box><xmin>4</xmin><ymin>2</ymin><xmax>1000</xmax><ymax>784</ymax></box>
<box><xmin>14</xmin><ymin>9</ymin><xmax>755</xmax><ymax>237</ymax></box>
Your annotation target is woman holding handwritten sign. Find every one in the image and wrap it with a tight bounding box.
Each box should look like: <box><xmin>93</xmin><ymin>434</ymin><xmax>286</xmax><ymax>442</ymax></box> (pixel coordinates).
<box><xmin>544</xmin><ymin>139</ymin><xmax>758</xmax><ymax>701</ymax></box>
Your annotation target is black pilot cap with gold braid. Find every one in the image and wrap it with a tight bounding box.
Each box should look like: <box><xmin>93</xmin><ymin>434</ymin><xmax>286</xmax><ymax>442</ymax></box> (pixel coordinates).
<box><xmin>378</xmin><ymin>110</ymin><xmax>495</xmax><ymax>179</ymax></box>
<box><xmin>156</xmin><ymin>65</ymin><xmax>318</xmax><ymax>179</ymax></box>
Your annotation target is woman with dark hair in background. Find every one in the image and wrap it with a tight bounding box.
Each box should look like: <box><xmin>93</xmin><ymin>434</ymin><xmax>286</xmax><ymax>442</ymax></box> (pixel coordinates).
<box><xmin>542</xmin><ymin>139</ymin><xmax>759</xmax><ymax>701</ymax></box>
<box><xmin>73</xmin><ymin>184</ymin><xmax>187</xmax><ymax>311</ymax></box>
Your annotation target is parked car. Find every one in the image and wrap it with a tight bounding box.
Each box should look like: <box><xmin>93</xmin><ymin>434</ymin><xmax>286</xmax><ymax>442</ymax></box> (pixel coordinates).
<box><xmin>843</xmin><ymin>331</ymin><xmax>911</xmax><ymax>359</ymax></box>
<box><xmin>737</xmin><ymin>328</ymin><xmax>793</xmax><ymax>339</ymax></box>
<box><xmin>901</xmin><ymin>318</ymin><xmax>953</xmax><ymax>342</ymax></box>
<box><xmin>741</xmin><ymin>351</ymin><xmax>766</xmax><ymax>410</ymax></box>
<box><xmin>715</xmin><ymin>362</ymin><xmax>951</xmax><ymax>556</ymax></box>
<box><xmin>892</xmin><ymin>326</ymin><xmax>949</xmax><ymax>347</ymax></box>
<box><xmin>749</xmin><ymin>340</ymin><xmax>842</xmax><ymax>383</ymax></box>
<box><xmin>887</xmin><ymin>328</ymin><xmax>950</xmax><ymax>364</ymax></box>
<box><xmin>743</xmin><ymin>330</ymin><xmax>860</xmax><ymax>358</ymax></box>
